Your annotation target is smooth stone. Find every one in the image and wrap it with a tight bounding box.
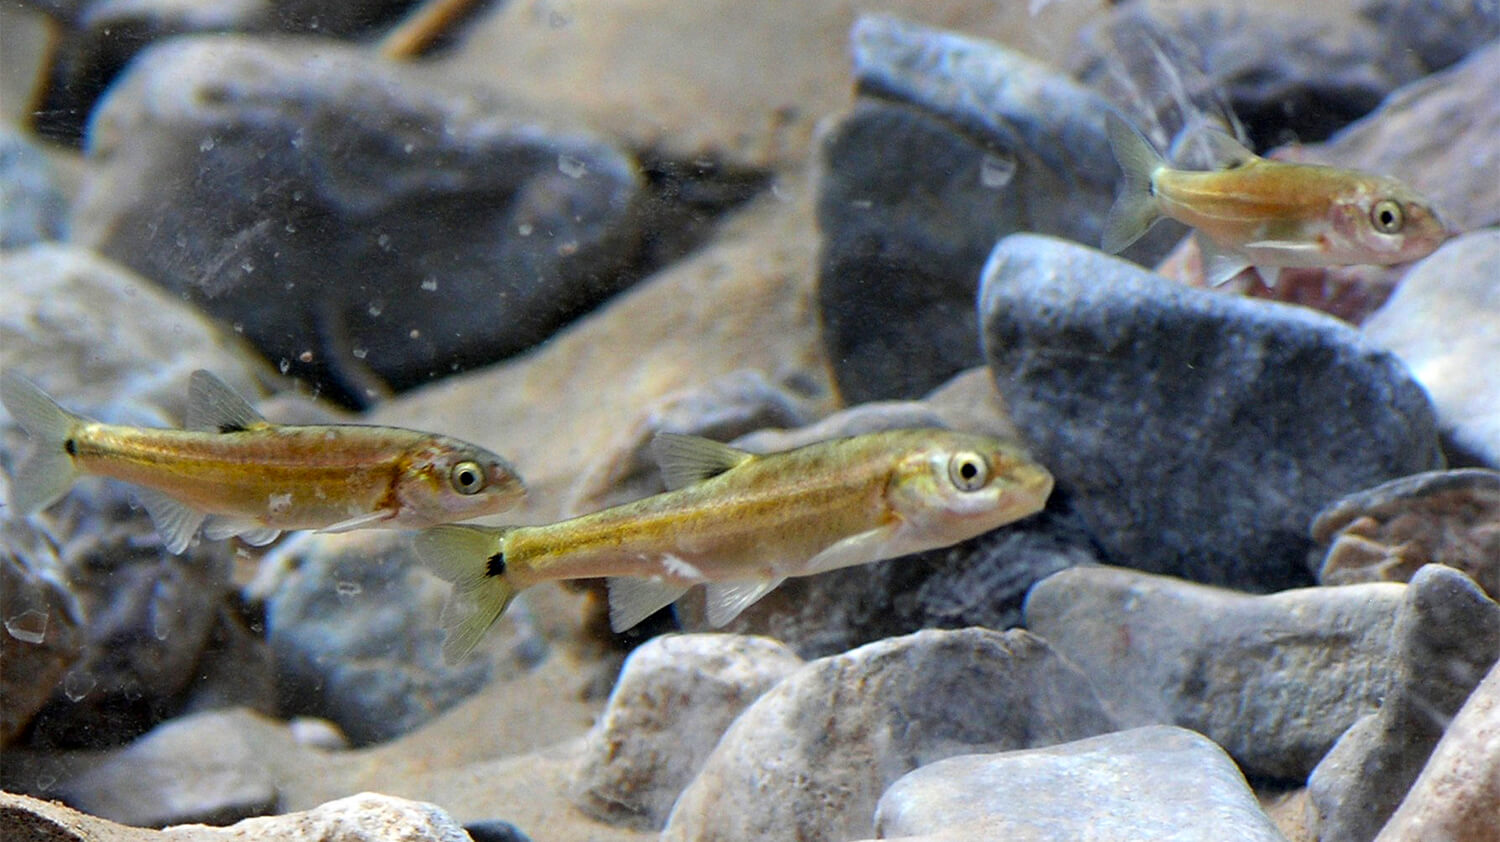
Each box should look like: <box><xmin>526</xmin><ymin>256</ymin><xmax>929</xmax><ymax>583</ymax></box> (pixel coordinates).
<box><xmin>1374</xmin><ymin>660</ymin><xmax>1500</xmax><ymax>842</ymax></box>
<box><xmin>463</xmin><ymin>819</ymin><xmax>534</xmax><ymax>842</ymax></box>
<box><xmin>73</xmin><ymin>35</ymin><xmax>648</xmax><ymax>405</ymax></box>
<box><xmin>672</xmin><ymin>370</ymin><xmax>1097</xmax><ymax>658</ymax></box>
<box><xmin>1309</xmin><ymin>565</ymin><xmax>1500</xmax><ymax>842</ymax></box>
<box><xmin>1362</xmin><ymin>232</ymin><xmax>1500</xmax><ymax>467</ymax></box>
<box><xmin>818</xmin><ymin>16</ymin><xmax>1176</xmax><ymax>404</ymax></box>
<box><xmin>0</xmin><ymin>518</ymin><xmax>83</xmax><ymax>746</ymax></box>
<box><xmin>570</xmin><ymin>634</ymin><xmax>804</xmax><ymax>829</ymax></box>
<box><xmin>264</xmin><ymin>531</ymin><xmax>491</xmax><ymax>746</ymax></box>
<box><xmin>874</xmin><ymin>726</ymin><xmax>1287</xmax><ymax>842</ymax></box>
<box><xmin>981</xmin><ymin>234</ymin><xmax>1443</xmax><ymax>591</ymax></box>
<box><xmin>0</xmin><ymin>126</ymin><xmax>66</xmax><ymax>246</ymax></box>
<box><xmin>54</xmin><ymin>708</ymin><xmax>280</xmax><ymax>827</ymax></box>
<box><xmin>1361</xmin><ymin>0</ymin><xmax>1500</xmax><ymax>72</ymax></box>
<box><xmin>1024</xmin><ymin>565</ymin><xmax>1405</xmax><ymax>781</ymax></box>
<box><xmin>1312</xmin><ymin>469</ymin><xmax>1500</xmax><ymax>597</ymax></box>
<box><xmin>661</xmin><ymin>628</ymin><xmax>1117</xmax><ymax>842</ymax></box>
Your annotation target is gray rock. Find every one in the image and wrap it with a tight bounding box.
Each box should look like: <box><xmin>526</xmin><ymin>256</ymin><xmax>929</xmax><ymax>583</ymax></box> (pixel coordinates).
<box><xmin>571</xmin><ymin>634</ymin><xmax>804</xmax><ymax>829</ymax></box>
<box><xmin>0</xmin><ymin>518</ymin><xmax>83</xmax><ymax>746</ymax></box>
<box><xmin>1360</xmin><ymin>0</ymin><xmax>1500</xmax><ymax>74</ymax></box>
<box><xmin>661</xmin><ymin>628</ymin><xmax>1117</xmax><ymax>842</ymax></box>
<box><xmin>1312</xmin><ymin>469</ymin><xmax>1500</xmax><ymax>598</ymax></box>
<box><xmin>1309</xmin><ymin>565</ymin><xmax>1500</xmax><ymax>842</ymax></box>
<box><xmin>1374</xmin><ymin>660</ymin><xmax>1500</xmax><ymax>842</ymax></box>
<box><xmin>817</xmin><ymin>16</ymin><xmax>1176</xmax><ymax>405</ymax></box>
<box><xmin>980</xmin><ymin>234</ymin><xmax>1443</xmax><ymax>591</ymax></box>
<box><xmin>1363</xmin><ymin>232</ymin><xmax>1500</xmax><ymax>467</ymax></box>
<box><xmin>55</xmin><ymin>708</ymin><xmax>279</xmax><ymax>827</ymax></box>
<box><xmin>0</xmin><ymin>127</ymin><xmax>66</xmax><ymax>246</ymax></box>
<box><xmin>73</xmin><ymin>36</ymin><xmax>648</xmax><ymax>405</ymax></box>
<box><xmin>264</xmin><ymin>531</ymin><xmax>490</xmax><ymax>746</ymax></box>
<box><xmin>874</xmin><ymin>726</ymin><xmax>1287</xmax><ymax>842</ymax></box>
<box><xmin>1024</xmin><ymin>565</ymin><xmax>1406</xmax><ymax>781</ymax></box>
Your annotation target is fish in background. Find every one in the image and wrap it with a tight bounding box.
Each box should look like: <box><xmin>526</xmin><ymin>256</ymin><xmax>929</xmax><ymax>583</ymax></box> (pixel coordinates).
<box><xmin>1101</xmin><ymin>112</ymin><xmax>1452</xmax><ymax>288</ymax></box>
<box><xmin>414</xmin><ymin>429</ymin><xmax>1054</xmax><ymax>663</ymax></box>
<box><xmin>0</xmin><ymin>369</ymin><xmax>527</xmax><ymax>553</ymax></box>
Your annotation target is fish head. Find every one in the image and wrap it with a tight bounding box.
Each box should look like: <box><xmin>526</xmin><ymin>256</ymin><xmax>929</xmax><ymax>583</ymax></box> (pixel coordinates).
<box><xmin>390</xmin><ymin>437</ymin><xmax>527</xmax><ymax>526</ymax></box>
<box><xmin>885</xmin><ymin>431</ymin><xmax>1054</xmax><ymax>547</ymax></box>
<box><xmin>1326</xmin><ymin>177</ymin><xmax>1452</xmax><ymax>265</ymax></box>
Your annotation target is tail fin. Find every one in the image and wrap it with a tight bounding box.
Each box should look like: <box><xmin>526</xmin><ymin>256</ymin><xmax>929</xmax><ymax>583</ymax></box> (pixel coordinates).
<box><xmin>411</xmin><ymin>524</ymin><xmax>520</xmax><ymax>664</ymax></box>
<box><xmin>0</xmin><ymin>371</ymin><xmax>84</xmax><ymax>515</ymax></box>
<box><xmin>1101</xmin><ymin>113</ymin><xmax>1167</xmax><ymax>254</ymax></box>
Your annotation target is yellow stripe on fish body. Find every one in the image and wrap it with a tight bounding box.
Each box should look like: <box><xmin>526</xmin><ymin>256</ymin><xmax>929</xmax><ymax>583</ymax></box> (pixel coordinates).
<box><xmin>414</xmin><ymin>429</ymin><xmax>1054</xmax><ymax>663</ymax></box>
<box><xmin>1</xmin><ymin>370</ymin><xmax>527</xmax><ymax>553</ymax></box>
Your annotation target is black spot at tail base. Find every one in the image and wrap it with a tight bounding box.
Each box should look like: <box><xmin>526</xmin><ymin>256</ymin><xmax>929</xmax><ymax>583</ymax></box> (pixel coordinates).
<box><xmin>64</xmin><ymin>439</ymin><xmax>77</xmax><ymax>456</ymax></box>
<box><xmin>486</xmin><ymin>552</ymin><xmax>506</xmax><ymax>578</ymax></box>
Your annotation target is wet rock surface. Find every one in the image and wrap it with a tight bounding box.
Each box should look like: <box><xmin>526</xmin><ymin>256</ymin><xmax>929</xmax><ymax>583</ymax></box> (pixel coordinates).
<box><xmin>661</xmin><ymin>628</ymin><xmax>1117</xmax><ymax>842</ymax></box>
<box><xmin>1309</xmin><ymin>565</ymin><xmax>1500</xmax><ymax>842</ymax></box>
<box><xmin>1024</xmin><ymin>566</ymin><xmax>1404</xmax><ymax>781</ymax></box>
<box><xmin>981</xmin><ymin>234</ymin><xmax>1443</xmax><ymax>591</ymax></box>
<box><xmin>0</xmin><ymin>125</ymin><xmax>66</xmax><ymax>246</ymax></box>
<box><xmin>874</xmin><ymin>726</ymin><xmax>1287</xmax><ymax>842</ymax></box>
<box><xmin>1312</xmin><ymin>469</ymin><xmax>1500</xmax><ymax>597</ymax></box>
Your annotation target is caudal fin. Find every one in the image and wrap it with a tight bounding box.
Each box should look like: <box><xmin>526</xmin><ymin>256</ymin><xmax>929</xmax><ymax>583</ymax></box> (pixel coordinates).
<box><xmin>0</xmin><ymin>371</ymin><xmax>84</xmax><ymax>515</ymax></box>
<box><xmin>411</xmin><ymin>525</ymin><xmax>520</xmax><ymax>664</ymax></box>
<box><xmin>1101</xmin><ymin>113</ymin><xmax>1167</xmax><ymax>254</ymax></box>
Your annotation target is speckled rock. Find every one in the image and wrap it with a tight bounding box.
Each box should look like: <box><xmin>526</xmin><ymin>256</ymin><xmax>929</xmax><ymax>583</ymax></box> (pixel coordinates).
<box><xmin>0</xmin><ymin>518</ymin><xmax>83</xmax><ymax>746</ymax></box>
<box><xmin>571</xmin><ymin>634</ymin><xmax>804</xmax><ymax>829</ymax></box>
<box><xmin>73</xmin><ymin>35</ymin><xmax>649</xmax><ymax>405</ymax></box>
<box><xmin>0</xmin><ymin>126</ymin><xmax>66</xmax><ymax>246</ymax></box>
<box><xmin>818</xmin><ymin>16</ymin><xmax>1176</xmax><ymax>404</ymax></box>
<box><xmin>1312</xmin><ymin>470</ymin><xmax>1500</xmax><ymax>597</ymax></box>
<box><xmin>661</xmin><ymin>628</ymin><xmax>1117</xmax><ymax>842</ymax></box>
<box><xmin>873</xmin><ymin>726</ymin><xmax>1287</xmax><ymax>842</ymax></box>
<box><xmin>264</xmin><ymin>531</ymin><xmax>490</xmax><ymax>746</ymax></box>
<box><xmin>1024</xmin><ymin>565</ymin><xmax>1406</xmax><ymax>781</ymax></box>
<box><xmin>981</xmin><ymin>234</ymin><xmax>1443</xmax><ymax>591</ymax></box>
<box><xmin>1363</xmin><ymin>232</ymin><xmax>1500</xmax><ymax>468</ymax></box>
<box><xmin>1309</xmin><ymin>565</ymin><xmax>1500</xmax><ymax>842</ymax></box>
<box><xmin>1375</xmin><ymin>659</ymin><xmax>1500</xmax><ymax>842</ymax></box>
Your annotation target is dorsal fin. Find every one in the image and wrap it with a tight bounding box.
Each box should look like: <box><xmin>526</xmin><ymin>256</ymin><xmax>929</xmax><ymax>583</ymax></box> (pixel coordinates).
<box><xmin>650</xmin><ymin>433</ymin><xmax>754</xmax><ymax>490</ymax></box>
<box><xmin>1197</xmin><ymin>129</ymin><xmax>1256</xmax><ymax>170</ymax></box>
<box><xmin>186</xmin><ymin>370</ymin><xmax>269</xmax><ymax>433</ymax></box>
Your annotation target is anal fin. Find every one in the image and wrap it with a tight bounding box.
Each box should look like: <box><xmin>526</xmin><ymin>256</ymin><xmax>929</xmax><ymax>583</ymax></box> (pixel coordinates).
<box><xmin>704</xmin><ymin>578</ymin><xmax>783</xmax><ymax>627</ymax></box>
<box><xmin>607</xmin><ymin>577</ymin><xmax>689</xmax><ymax>632</ymax></box>
<box><xmin>134</xmin><ymin>488</ymin><xmax>206</xmax><ymax>554</ymax></box>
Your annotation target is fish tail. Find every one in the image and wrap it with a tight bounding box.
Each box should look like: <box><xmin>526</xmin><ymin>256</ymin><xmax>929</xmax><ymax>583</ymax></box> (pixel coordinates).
<box><xmin>1101</xmin><ymin>112</ymin><xmax>1167</xmax><ymax>254</ymax></box>
<box><xmin>0</xmin><ymin>371</ymin><xmax>85</xmax><ymax>515</ymax></box>
<box><xmin>411</xmin><ymin>524</ymin><xmax>521</xmax><ymax>664</ymax></box>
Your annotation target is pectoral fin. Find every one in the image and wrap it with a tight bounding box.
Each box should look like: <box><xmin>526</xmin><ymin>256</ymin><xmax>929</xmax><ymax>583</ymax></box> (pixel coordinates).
<box><xmin>704</xmin><ymin>578</ymin><xmax>784</xmax><ymax>627</ymax></box>
<box><xmin>186</xmin><ymin>370</ymin><xmax>269</xmax><ymax>434</ymax></box>
<box><xmin>607</xmin><ymin>577</ymin><xmax>690</xmax><ymax>632</ymax></box>
<box><xmin>320</xmin><ymin>511</ymin><xmax>394</xmax><ymax>533</ymax></box>
<box><xmin>801</xmin><ymin>521</ymin><xmax>907</xmax><ymax>576</ymax></box>
<box><xmin>650</xmin><ymin>433</ymin><xmax>755</xmax><ymax>490</ymax></box>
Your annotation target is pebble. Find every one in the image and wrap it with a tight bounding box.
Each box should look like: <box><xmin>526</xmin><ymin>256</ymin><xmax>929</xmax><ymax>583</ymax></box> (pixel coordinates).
<box><xmin>1024</xmin><ymin>565</ymin><xmax>1404</xmax><ymax>781</ymax></box>
<box><xmin>264</xmin><ymin>532</ymin><xmax>491</xmax><ymax>746</ymax></box>
<box><xmin>981</xmin><ymin>234</ymin><xmax>1444</xmax><ymax>591</ymax></box>
<box><xmin>1362</xmin><ymin>232</ymin><xmax>1500</xmax><ymax>467</ymax></box>
<box><xmin>873</xmin><ymin>726</ymin><xmax>1286</xmax><ymax>842</ymax></box>
<box><xmin>72</xmin><ymin>36</ymin><xmax>648</xmax><ymax>405</ymax></box>
<box><xmin>1309</xmin><ymin>565</ymin><xmax>1500</xmax><ymax>842</ymax></box>
<box><xmin>0</xmin><ymin>126</ymin><xmax>66</xmax><ymax>246</ymax></box>
<box><xmin>661</xmin><ymin>628</ymin><xmax>1116</xmax><ymax>842</ymax></box>
<box><xmin>1312</xmin><ymin>469</ymin><xmax>1500</xmax><ymax>597</ymax></box>
<box><xmin>817</xmin><ymin>16</ymin><xmax>1176</xmax><ymax>405</ymax></box>
<box><xmin>571</xmin><ymin>634</ymin><xmax>804</xmax><ymax>829</ymax></box>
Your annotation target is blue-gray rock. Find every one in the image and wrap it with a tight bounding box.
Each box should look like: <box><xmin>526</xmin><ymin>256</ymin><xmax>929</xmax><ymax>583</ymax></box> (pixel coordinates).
<box><xmin>264</xmin><ymin>531</ymin><xmax>490</xmax><ymax>747</ymax></box>
<box><xmin>1363</xmin><ymin>232</ymin><xmax>1500</xmax><ymax>468</ymax></box>
<box><xmin>0</xmin><ymin>127</ymin><xmax>66</xmax><ymax>246</ymax></box>
<box><xmin>874</xmin><ymin>726</ymin><xmax>1288</xmax><ymax>842</ymax></box>
<box><xmin>817</xmin><ymin>16</ymin><xmax>1176</xmax><ymax>405</ymax></box>
<box><xmin>1313</xmin><ymin>469</ymin><xmax>1500</xmax><ymax>598</ymax></box>
<box><xmin>1309</xmin><ymin>565</ymin><xmax>1500</xmax><ymax>842</ymax></box>
<box><xmin>463</xmin><ymin>819</ymin><xmax>533</xmax><ymax>842</ymax></box>
<box><xmin>661</xmin><ymin>628</ymin><xmax>1117</xmax><ymax>842</ymax></box>
<box><xmin>1024</xmin><ymin>565</ymin><xmax>1405</xmax><ymax>781</ymax></box>
<box><xmin>1360</xmin><ymin>0</ymin><xmax>1500</xmax><ymax>73</ymax></box>
<box><xmin>571</xmin><ymin>634</ymin><xmax>804</xmax><ymax>830</ymax></box>
<box><xmin>72</xmin><ymin>36</ymin><xmax>648</xmax><ymax>406</ymax></box>
<box><xmin>980</xmin><ymin>234</ymin><xmax>1443</xmax><ymax>591</ymax></box>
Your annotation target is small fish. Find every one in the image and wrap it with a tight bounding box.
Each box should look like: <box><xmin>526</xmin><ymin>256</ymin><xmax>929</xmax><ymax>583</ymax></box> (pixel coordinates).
<box><xmin>1101</xmin><ymin>113</ymin><xmax>1451</xmax><ymax>287</ymax></box>
<box><xmin>414</xmin><ymin>429</ymin><xmax>1053</xmax><ymax>662</ymax></box>
<box><xmin>0</xmin><ymin>370</ymin><xmax>526</xmax><ymax>553</ymax></box>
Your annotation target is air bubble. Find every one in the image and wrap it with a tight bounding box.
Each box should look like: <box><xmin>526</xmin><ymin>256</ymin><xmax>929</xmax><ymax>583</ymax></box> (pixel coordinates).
<box><xmin>421</xmin><ymin>277</ymin><xmax>439</xmax><ymax>291</ymax></box>
<box><xmin>518</xmin><ymin>223</ymin><xmax>534</xmax><ymax>236</ymax></box>
<box><xmin>4</xmin><ymin>610</ymin><xmax>47</xmax><ymax>644</ymax></box>
<box><xmin>336</xmin><ymin>581</ymin><xmax>362</xmax><ymax>600</ymax></box>
<box><xmin>980</xmin><ymin>153</ymin><xmax>1017</xmax><ymax>189</ymax></box>
<box><xmin>368</xmin><ymin>300</ymin><xmax>384</xmax><ymax>317</ymax></box>
<box><xmin>352</xmin><ymin>347</ymin><xmax>368</xmax><ymax>360</ymax></box>
<box><xmin>557</xmin><ymin>155</ymin><xmax>587</xmax><ymax>178</ymax></box>
<box><xmin>199</xmin><ymin>137</ymin><xmax>215</xmax><ymax>152</ymax></box>
<box><xmin>63</xmin><ymin>670</ymin><xmax>96</xmax><ymax>702</ymax></box>
<box><xmin>279</xmin><ymin>358</ymin><xmax>291</xmax><ymax>374</ymax></box>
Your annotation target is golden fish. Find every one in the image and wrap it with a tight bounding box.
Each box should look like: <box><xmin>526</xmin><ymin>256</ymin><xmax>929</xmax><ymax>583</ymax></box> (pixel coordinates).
<box><xmin>1</xmin><ymin>369</ymin><xmax>526</xmax><ymax>553</ymax></box>
<box><xmin>414</xmin><ymin>429</ymin><xmax>1053</xmax><ymax>662</ymax></box>
<box><xmin>1102</xmin><ymin>113</ymin><xmax>1452</xmax><ymax>287</ymax></box>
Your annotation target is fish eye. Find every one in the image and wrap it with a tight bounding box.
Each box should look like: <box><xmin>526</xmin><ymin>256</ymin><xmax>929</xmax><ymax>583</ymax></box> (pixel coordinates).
<box><xmin>450</xmin><ymin>461</ymin><xmax>487</xmax><ymax>495</ymax></box>
<box><xmin>1370</xmin><ymin>199</ymin><xmax>1404</xmax><ymax>234</ymax></box>
<box><xmin>947</xmin><ymin>451</ymin><xmax>990</xmax><ymax>493</ymax></box>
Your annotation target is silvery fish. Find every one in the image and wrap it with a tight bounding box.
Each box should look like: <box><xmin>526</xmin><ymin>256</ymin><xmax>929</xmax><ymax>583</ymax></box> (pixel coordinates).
<box><xmin>1102</xmin><ymin>113</ymin><xmax>1452</xmax><ymax>287</ymax></box>
<box><xmin>414</xmin><ymin>429</ymin><xmax>1053</xmax><ymax>662</ymax></box>
<box><xmin>0</xmin><ymin>369</ymin><xmax>527</xmax><ymax>553</ymax></box>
